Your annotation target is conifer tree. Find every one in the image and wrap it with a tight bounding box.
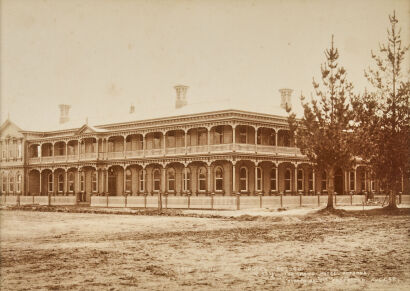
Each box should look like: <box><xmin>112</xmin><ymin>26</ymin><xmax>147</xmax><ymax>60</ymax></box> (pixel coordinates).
<box><xmin>352</xmin><ymin>12</ymin><xmax>409</xmax><ymax>209</ymax></box>
<box><xmin>288</xmin><ymin>36</ymin><xmax>356</xmax><ymax>209</ymax></box>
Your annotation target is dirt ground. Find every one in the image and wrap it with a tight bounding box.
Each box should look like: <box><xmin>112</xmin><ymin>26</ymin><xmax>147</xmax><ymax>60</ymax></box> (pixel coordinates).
<box><xmin>1</xmin><ymin>207</ymin><xmax>409</xmax><ymax>291</ymax></box>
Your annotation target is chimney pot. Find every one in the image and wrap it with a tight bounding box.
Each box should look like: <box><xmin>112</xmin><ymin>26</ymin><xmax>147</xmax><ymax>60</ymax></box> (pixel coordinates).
<box><xmin>59</xmin><ymin>104</ymin><xmax>71</xmax><ymax>124</ymax></box>
<box><xmin>174</xmin><ymin>85</ymin><xmax>188</xmax><ymax>109</ymax></box>
<box><xmin>279</xmin><ymin>88</ymin><xmax>293</xmax><ymax>111</ymax></box>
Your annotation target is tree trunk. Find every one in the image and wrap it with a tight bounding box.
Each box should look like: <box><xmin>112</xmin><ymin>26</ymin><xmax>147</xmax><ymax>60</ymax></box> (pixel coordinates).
<box><xmin>387</xmin><ymin>190</ymin><xmax>398</xmax><ymax>209</ymax></box>
<box><xmin>326</xmin><ymin>167</ymin><xmax>335</xmax><ymax>209</ymax></box>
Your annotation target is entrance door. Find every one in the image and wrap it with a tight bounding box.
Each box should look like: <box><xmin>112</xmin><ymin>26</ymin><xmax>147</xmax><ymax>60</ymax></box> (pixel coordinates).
<box><xmin>335</xmin><ymin>168</ymin><xmax>343</xmax><ymax>195</ymax></box>
<box><xmin>108</xmin><ymin>172</ymin><xmax>117</xmax><ymax>196</ymax></box>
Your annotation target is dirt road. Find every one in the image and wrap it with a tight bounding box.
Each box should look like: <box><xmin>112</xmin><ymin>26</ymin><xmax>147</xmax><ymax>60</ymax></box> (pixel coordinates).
<box><xmin>1</xmin><ymin>209</ymin><xmax>409</xmax><ymax>290</ymax></box>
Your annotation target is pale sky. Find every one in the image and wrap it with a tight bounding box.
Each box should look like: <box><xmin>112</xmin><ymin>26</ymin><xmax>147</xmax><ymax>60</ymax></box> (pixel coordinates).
<box><xmin>1</xmin><ymin>0</ymin><xmax>409</xmax><ymax>130</ymax></box>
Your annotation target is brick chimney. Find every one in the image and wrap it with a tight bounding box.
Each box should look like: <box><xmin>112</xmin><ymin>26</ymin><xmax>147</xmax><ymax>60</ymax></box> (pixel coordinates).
<box><xmin>59</xmin><ymin>104</ymin><xmax>71</xmax><ymax>124</ymax></box>
<box><xmin>174</xmin><ymin>85</ymin><xmax>188</xmax><ymax>109</ymax></box>
<box><xmin>279</xmin><ymin>88</ymin><xmax>293</xmax><ymax>111</ymax></box>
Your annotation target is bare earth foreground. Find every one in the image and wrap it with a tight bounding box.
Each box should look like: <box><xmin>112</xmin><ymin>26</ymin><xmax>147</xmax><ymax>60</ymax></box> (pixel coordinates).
<box><xmin>1</xmin><ymin>208</ymin><xmax>409</xmax><ymax>291</ymax></box>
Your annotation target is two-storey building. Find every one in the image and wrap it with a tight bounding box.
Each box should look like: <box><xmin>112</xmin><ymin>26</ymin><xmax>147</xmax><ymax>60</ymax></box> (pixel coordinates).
<box><xmin>0</xmin><ymin>86</ymin><xmax>397</xmax><ymax>204</ymax></box>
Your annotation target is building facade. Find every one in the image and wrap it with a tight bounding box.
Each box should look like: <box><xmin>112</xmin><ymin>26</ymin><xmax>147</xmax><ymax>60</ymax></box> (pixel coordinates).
<box><xmin>1</xmin><ymin>108</ymin><xmax>388</xmax><ymax>204</ymax></box>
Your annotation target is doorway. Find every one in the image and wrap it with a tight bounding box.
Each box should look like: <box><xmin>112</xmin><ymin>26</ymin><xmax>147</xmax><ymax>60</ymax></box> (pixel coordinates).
<box><xmin>108</xmin><ymin>171</ymin><xmax>117</xmax><ymax>196</ymax></box>
<box><xmin>335</xmin><ymin>168</ymin><xmax>343</xmax><ymax>195</ymax></box>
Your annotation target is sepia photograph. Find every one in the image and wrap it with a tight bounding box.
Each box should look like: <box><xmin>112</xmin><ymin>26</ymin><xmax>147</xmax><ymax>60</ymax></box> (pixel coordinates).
<box><xmin>0</xmin><ymin>0</ymin><xmax>409</xmax><ymax>290</ymax></box>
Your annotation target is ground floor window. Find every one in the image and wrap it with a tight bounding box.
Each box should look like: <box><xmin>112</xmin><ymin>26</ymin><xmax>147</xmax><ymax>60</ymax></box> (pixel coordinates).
<box><xmin>350</xmin><ymin>171</ymin><xmax>355</xmax><ymax>191</ymax></box>
<box><xmin>284</xmin><ymin>169</ymin><xmax>291</xmax><ymax>192</ymax></box>
<box><xmin>167</xmin><ymin>168</ymin><xmax>175</xmax><ymax>192</ymax></box>
<box><xmin>139</xmin><ymin>170</ymin><xmax>145</xmax><ymax>192</ymax></box>
<box><xmin>92</xmin><ymin>171</ymin><xmax>98</xmax><ymax>192</ymax></box>
<box><xmin>215</xmin><ymin>166</ymin><xmax>223</xmax><ymax>191</ymax></box>
<box><xmin>48</xmin><ymin>173</ymin><xmax>53</xmax><ymax>192</ymax></box>
<box><xmin>80</xmin><ymin>172</ymin><xmax>85</xmax><ymax>192</ymax></box>
<box><xmin>297</xmin><ymin>169</ymin><xmax>303</xmax><ymax>191</ymax></box>
<box><xmin>198</xmin><ymin>167</ymin><xmax>206</xmax><ymax>192</ymax></box>
<box><xmin>239</xmin><ymin>167</ymin><xmax>248</xmax><ymax>192</ymax></box>
<box><xmin>58</xmin><ymin>174</ymin><xmax>64</xmax><ymax>193</ymax></box>
<box><xmin>68</xmin><ymin>173</ymin><xmax>75</xmax><ymax>192</ymax></box>
<box><xmin>153</xmin><ymin>169</ymin><xmax>161</xmax><ymax>192</ymax></box>
<box><xmin>256</xmin><ymin>167</ymin><xmax>262</xmax><ymax>192</ymax></box>
<box><xmin>125</xmin><ymin>169</ymin><xmax>131</xmax><ymax>193</ymax></box>
<box><xmin>270</xmin><ymin>168</ymin><xmax>277</xmax><ymax>191</ymax></box>
<box><xmin>2</xmin><ymin>174</ymin><xmax>6</xmax><ymax>193</ymax></box>
<box><xmin>183</xmin><ymin>168</ymin><xmax>191</xmax><ymax>192</ymax></box>
<box><xmin>16</xmin><ymin>174</ymin><xmax>22</xmax><ymax>193</ymax></box>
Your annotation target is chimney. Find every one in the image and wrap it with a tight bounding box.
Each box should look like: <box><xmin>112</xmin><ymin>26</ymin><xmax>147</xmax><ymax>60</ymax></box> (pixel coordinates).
<box><xmin>279</xmin><ymin>88</ymin><xmax>293</xmax><ymax>111</ymax></box>
<box><xmin>129</xmin><ymin>104</ymin><xmax>135</xmax><ymax>114</ymax></box>
<box><xmin>174</xmin><ymin>85</ymin><xmax>188</xmax><ymax>109</ymax></box>
<box><xmin>59</xmin><ymin>104</ymin><xmax>71</xmax><ymax>124</ymax></box>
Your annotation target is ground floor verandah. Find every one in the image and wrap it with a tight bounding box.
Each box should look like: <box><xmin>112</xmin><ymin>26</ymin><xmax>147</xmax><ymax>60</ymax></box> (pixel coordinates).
<box><xmin>1</xmin><ymin>160</ymin><xmax>392</xmax><ymax>203</ymax></box>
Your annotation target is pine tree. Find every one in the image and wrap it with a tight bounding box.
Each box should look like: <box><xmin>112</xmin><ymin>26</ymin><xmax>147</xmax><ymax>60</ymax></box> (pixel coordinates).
<box><xmin>352</xmin><ymin>12</ymin><xmax>409</xmax><ymax>209</ymax></box>
<box><xmin>288</xmin><ymin>36</ymin><xmax>356</xmax><ymax>209</ymax></box>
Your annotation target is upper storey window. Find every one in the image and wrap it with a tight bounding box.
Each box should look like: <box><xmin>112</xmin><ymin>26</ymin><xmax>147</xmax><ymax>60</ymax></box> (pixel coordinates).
<box><xmin>239</xmin><ymin>127</ymin><xmax>247</xmax><ymax>144</ymax></box>
<box><xmin>198</xmin><ymin>128</ymin><xmax>207</xmax><ymax>146</ymax></box>
<box><xmin>214</xmin><ymin>126</ymin><xmax>223</xmax><ymax>144</ymax></box>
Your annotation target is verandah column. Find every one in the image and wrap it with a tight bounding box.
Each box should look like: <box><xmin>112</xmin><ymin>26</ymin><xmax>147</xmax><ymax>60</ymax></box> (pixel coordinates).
<box><xmin>312</xmin><ymin>169</ymin><xmax>316</xmax><ymax>194</ymax></box>
<box><xmin>275</xmin><ymin>163</ymin><xmax>279</xmax><ymax>192</ymax></box>
<box><xmin>294</xmin><ymin>164</ymin><xmax>298</xmax><ymax>194</ymax></box>
<box><xmin>232</xmin><ymin>162</ymin><xmax>236</xmax><ymax>195</ymax></box>
<box><xmin>207</xmin><ymin>163</ymin><xmax>212</xmax><ymax>195</ymax></box>
<box><xmin>65</xmin><ymin>169</ymin><xmax>68</xmax><ymax>196</ymax></box>
<box><xmin>254</xmin><ymin>163</ymin><xmax>258</xmax><ymax>195</ymax></box>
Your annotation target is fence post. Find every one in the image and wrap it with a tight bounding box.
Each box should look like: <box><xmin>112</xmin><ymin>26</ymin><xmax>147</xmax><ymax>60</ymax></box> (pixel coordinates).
<box><xmin>106</xmin><ymin>195</ymin><xmax>109</xmax><ymax>207</ymax></box>
<box><xmin>317</xmin><ymin>193</ymin><xmax>320</xmax><ymax>207</ymax></box>
<box><xmin>299</xmin><ymin>193</ymin><xmax>302</xmax><ymax>207</ymax></box>
<box><xmin>259</xmin><ymin>194</ymin><xmax>263</xmax><ymax>208</ymax></box>
<box><xmin>280</xmin><ymin>193</ymin><xmax>283</xmax><ymax>208</ymax></box>
<box><xmin>144</xmin><ymin>194</ymin><xmax>147</xmax><ymax>208</ymax></box>
<box><xmin>17</xmin><ymin>193</ymin><xmax>21</xmax><ymax>207</ymax></box>
<box><xmin>187</xmin><ymin>194</ymin><xmax>191</xmax><ymax>209</ymax></box>
<box><xmin>350</xmin><ymin>194</ymin><xmax>353</xmax><ymax>205</ymax></box>
<box><xmin>125</xmin><ymin>194</ymin><xmax>128</xmax><ymax>208</ymax></box>
<box><xmin>211</xmin><ymin>194</ymin><xmax>214</xmax><ymax>209</ymax></box>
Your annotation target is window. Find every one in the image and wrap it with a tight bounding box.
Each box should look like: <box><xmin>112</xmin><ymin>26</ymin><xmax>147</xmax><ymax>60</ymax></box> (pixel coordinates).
<box><xmin>2</xmin><ymin>148</ymin><xmax>6</xmax><ymax>159</ymax></box>
<box><xmin>139</xmin><ymin>170</ymin><xmax>145</xmax><ymax>192</ymax></box>
<box><xmin>270</xmin><ymin>168</ymin><xmax>277</xmax><ymax>191</ymax></box>
<box><xmin>58</xmin><ymin>174</ymin><xmax>64</xmax><ymax>193</ymax></box>
<box><xmin>2</xmin><ymin>174</ymin><xmax>7</xmax><ymax>192</ymax></box>
<box><xmin>80</xmin><ymin>172</ymin><xmax>85</xmax><ymax>192</ymax></box>
<box><xmin>92</xmin><ymin>171</ymin><xmax>97</xmax><ymax>192</ymax></box>
<box><xmin>56</xmin><ymin>143</ymin><xmax>65</xmax><ymax>156</ymax></box>
<box><xmin>125</xmin><ymin>169</ymin><xmax>131</xmax><ymax>193</ymax></box>
<box><xmin>167</xmin><ymin>168</ymin><xmax>175</xmax><ymax>192</ymax></box>
<box><xmin>153</xmin><ymin>133</ymin><xmax>161</xmax><ymax>149</ymax></box>
<box><xmin>239</xmin><ymin>167</ymin><xmax>248</xmax><ymax>192</ymax></box>
<box><xmin>285</xmin><ymin>169</ymin><xmax>291</xmax><ymax>192</ymax></box>
<box><xmin>321</xmin><ymin>171</ymin><xmax>327</xmax><ymax>191</ymax></box>
<box><xmin>198</xmin><ymin>167</ymin><xmax>206</xmax><ymax>191</ymax></box>
<box><xmin>9</xmin><ymin>174</ymin><xmax>14</xmax><ymax>192</ymax></box>
<box><xmin>256</xmin><ymin>167</ymin><xmax>262</xmax><ymax>191</ymax></box>
<box><xmin>215</xmin><ymin>166</ymin><xmax>223</xmax><ymax>191</ymax></box>
<box><xmin>183</xmin><ymin>168</ymin><xmax>191</xmax><ymax>192</ymax></box>
<box><xmin>297</xmin><ymin>169</ymin><xmax>304</xmax><ymax>191</ymax></box>
<box><xmin>68</xmin><ymin>173</ymin><xmax>75</xmax><ymax>192</ymax></box>
<box><xmin>269</xmin><ymin>132</ymin><xmax>276</xmax><ymax>146</ymax></box>
<box><xmin>239</xmin><ymin>127</ymin><xmax>247</xmax><ymax>143</ymax></box>
<box><xmin>308</xmin><ymin>171</ymin><xmax>314</xmax><ymax>191</ymax></box>
<box><xmin>350</xmin><ymin>171</ymin><xmax>355</xmax><ymax>191</ymax></box>
<box><xmin>16</xmin><ymin>174</ymin><xmax>22</xmax><ymax>193</ymax></box>
<box><xmin>48</xmin><ymin>173</ymin><xmax>53</xmax><ymax>193</ymax></box>
<box><xmin>68</xmin><ymin>144</ymin><xmax>75</xmax><ymax>155</ymax></box>
<box><xmin>198</xmin><ymin>128</ymin><xmax>207</xmax><ymax>145</ymax></box>
<box><xmin>153</xmin><ymin>169</ymin><xmax>161</xmax><ymax>192</ymax></box>
<box><xmin>214</xmin><ymin>127</ymin><xmax>223</xmax><ymax>144</ymax></box>
<box><xmin>17</xmin><ymin>143</ymin><xmax>22</xmax><ymax>158</ymax></box>
<box><xmin>167</xmin><ymin>132</ymin><xmax>176</xmax><ymax>148</ymax></box>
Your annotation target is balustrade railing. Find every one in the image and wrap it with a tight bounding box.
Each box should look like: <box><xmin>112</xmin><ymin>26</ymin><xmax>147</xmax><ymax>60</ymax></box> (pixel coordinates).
<box><xmin>125</xmin><ymin>150</ymin><xmax>143</xmax><ymax>158</ymax></box>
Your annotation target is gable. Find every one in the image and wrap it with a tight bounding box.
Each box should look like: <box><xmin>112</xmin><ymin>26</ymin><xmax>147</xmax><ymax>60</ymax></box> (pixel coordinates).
<box><xmin>0</xmin><ymin>120</ymin><xmax>24</xmax><ymax>139</ymax></box>
<box><xmin>75</xmin><ymin>124</ymin><xmax>96</xmax><ymax>135</ymax></box>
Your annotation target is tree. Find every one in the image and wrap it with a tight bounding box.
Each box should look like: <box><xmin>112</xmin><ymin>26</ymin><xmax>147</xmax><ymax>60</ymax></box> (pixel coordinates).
<box><xmin>288</xmin><ymin>36</ymin><xmax>356</xmax><ymax>209</ymax></box>
<box><xmin>352</xmin><ymin>11</ymin><xmax>409</xmax><ymax>209</ymax></box>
